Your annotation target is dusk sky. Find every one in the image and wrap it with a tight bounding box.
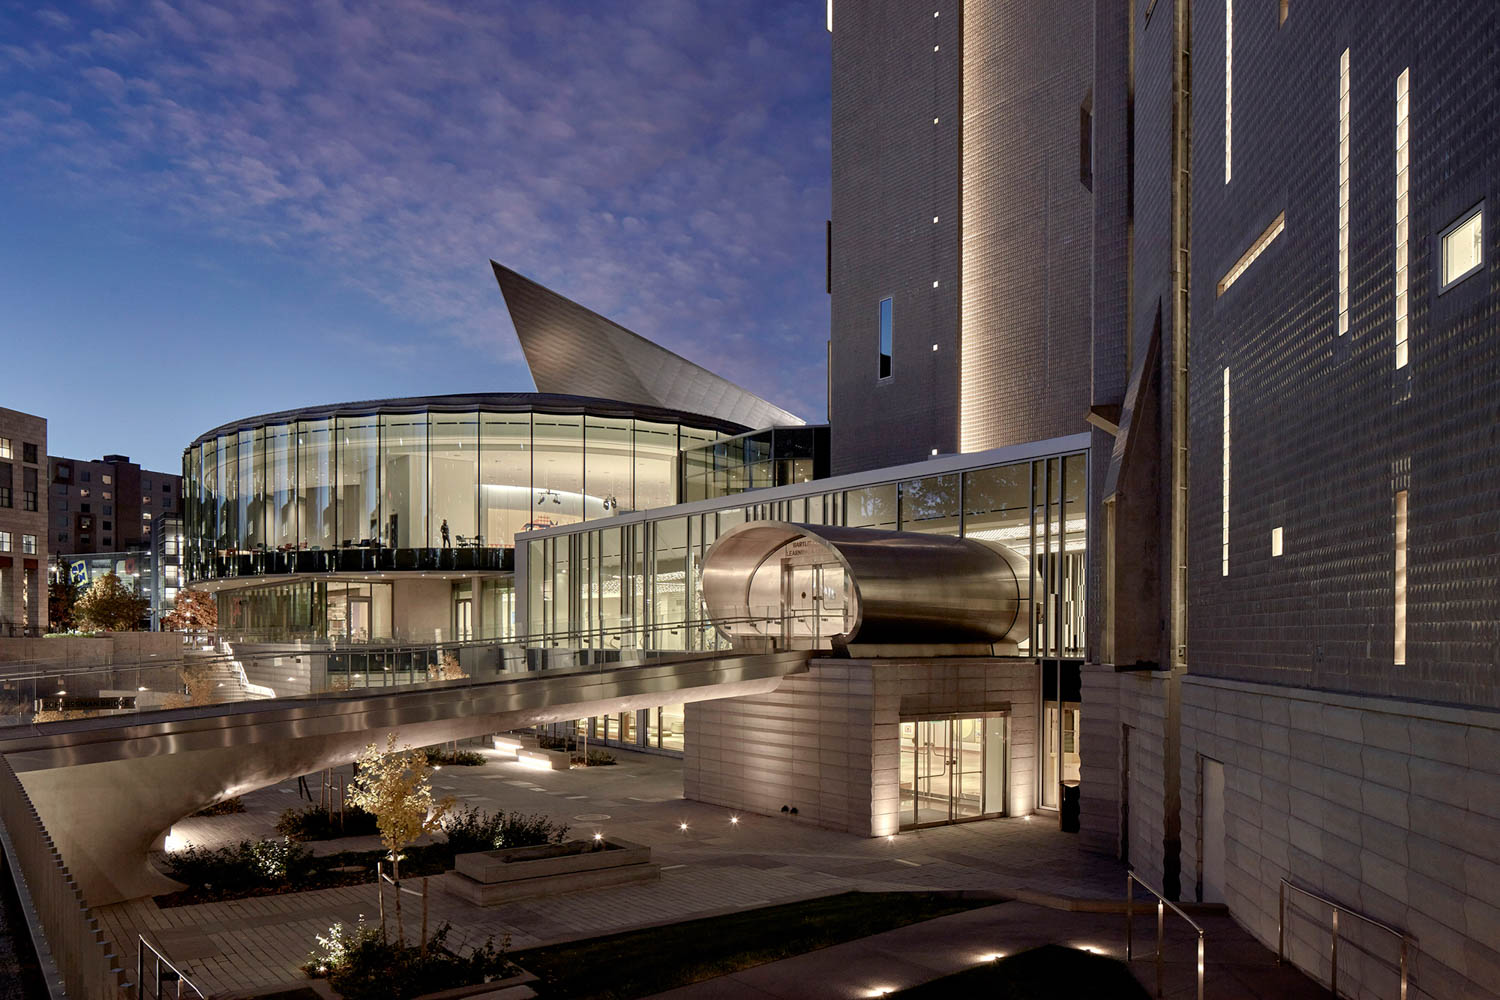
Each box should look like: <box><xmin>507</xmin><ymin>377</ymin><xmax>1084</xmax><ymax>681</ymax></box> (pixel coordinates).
<box><xmin>0</xmin><ymin>0</ymin><xmax>832</xmax><ymax>474</ymax></box>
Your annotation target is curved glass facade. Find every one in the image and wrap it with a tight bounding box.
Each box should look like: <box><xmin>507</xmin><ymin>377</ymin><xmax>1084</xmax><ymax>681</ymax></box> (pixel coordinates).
<box><xmin>184</xmin><ymin>400</ymin><xmax>736</xmax><ymax>582</ymax></box>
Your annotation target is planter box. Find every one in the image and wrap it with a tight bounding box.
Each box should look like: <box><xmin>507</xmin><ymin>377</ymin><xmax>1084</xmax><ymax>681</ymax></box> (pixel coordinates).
<box><xmin>451</xmin><ymin>838</ymin><xmax>658</xmax><ymax>906</ymax></box>
<box><xmin>514</xmin><ymin>747</ymin><xmax>569</xmax><ymax>770</ymax></box>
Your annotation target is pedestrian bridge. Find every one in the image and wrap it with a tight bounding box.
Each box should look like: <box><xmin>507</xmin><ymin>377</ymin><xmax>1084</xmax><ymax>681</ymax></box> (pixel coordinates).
<box><xmin>0</xmin><ymin>645</ymin><xmax>809</xmax><ymax>905</ymax></box>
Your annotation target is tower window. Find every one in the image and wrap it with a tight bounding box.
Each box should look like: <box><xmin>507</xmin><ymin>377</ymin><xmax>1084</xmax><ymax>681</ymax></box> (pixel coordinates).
<box><xmin>1440</xmin><ymin>205</ymin><xmax>1483</xmax><ymax>290</ymax></box>
<box><xmin>878</xmin><ymin>297</ymin><xmax>893</xmax><ymax>380</ymax></box>
<box><xmin>1394</xmin><ymin>68</ymin><xmax>1411</xmax><ymax>368</ymax></box>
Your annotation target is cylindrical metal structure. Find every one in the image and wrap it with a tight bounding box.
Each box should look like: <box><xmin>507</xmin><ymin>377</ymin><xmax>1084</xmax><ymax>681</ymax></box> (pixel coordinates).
<box><xmin>700</xmin><ymin>522</ymin><xmax>1030</xmax><ymax>649</ymax></box>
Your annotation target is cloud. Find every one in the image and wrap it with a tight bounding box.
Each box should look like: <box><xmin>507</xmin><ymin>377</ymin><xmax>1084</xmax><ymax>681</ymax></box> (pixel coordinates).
<box><xmin>0</xmin><ymin>0</ymin><xmax>831</xmax><ymax>418</ymax></box>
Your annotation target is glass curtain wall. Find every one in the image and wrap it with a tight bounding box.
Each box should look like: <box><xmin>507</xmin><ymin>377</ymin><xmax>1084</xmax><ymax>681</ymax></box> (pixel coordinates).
<box><xmin>185</xmin><ymin>408</ymin><xmax>722</xmax><ymax>579</ymax></box>
<box><xmin>525</xmin><ymin>451</ymin><xmax>1088</xmax><ymax>659</ymax></box>
<box><xmin>531</xmin><ymin>415</ymin><xmax>583</xmax><ymax>530</ymax></box>
<box><xmin>481</xmin><ymin>413</ymin><xmax>531</xmax><ymax>548</ymax></box>
<box><xmin>380</xmin><ymin>414</ymin><xmax>426</xmax><ymax>549</ymax></box>
<box><xmin>298</xmin><ymin>419</ymin><xmax>336</xmax><ymax>551</ymax></box>
<box><xmin>269</xmin><ymin>424</ymin><xmax>296</xmax><ymax>551</ymax></box>
<box><xmin>338</xmin><ymin>416</ymin><xmax>381</xmax><ymax>547</ymax></box>
<box><xmin>429</xmin><ymin>413</ymin><xmax>478</xmax><ymax>547</ymax></box>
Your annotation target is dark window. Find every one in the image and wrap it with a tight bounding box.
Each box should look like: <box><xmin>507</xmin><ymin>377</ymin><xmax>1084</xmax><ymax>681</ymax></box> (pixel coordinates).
<box><xmin>57</xmin><ymin>464</ymin><xmax>70</xmax><ymax>479</ymax></box>
<box><xmin>23</xmin><ymin>468</ymin><xmax>37</xmax><ymax>510</ymax></box>
<box><xmin>103</xmin><ymin>504</ymin><xmax>113</xmax><ymax>516</ymax></box>
<box><xmin>82</xmin><ymin>470</ymin><xmax>91</xmax><ymax>483</ymax></box>
<box><xmin>22</xmin><ymin>493</ymin><xmax>36</xmax><ymax>512</ymax></box>
<box><xmin>22</xmin><ymin>443</ymin><xmax>37</xmax><ymax>464</ymax></box>
<box><xmin>57</xmin><ymin>532</ymin><xmax>69</xmax><ymax>543</ymax></box>
<box><xmin>0</xmin><ymin>489</ymin><xmax>9</xmax><ymax>508</ymax></box>
<box><xmin>81</xmin><ymin>503</ymin><xmax>91</xmax><ymax>514</ymax></box>
<box><xmin>0</xmin><ymin>461</ymin><xmax>9</xmax><ymax>508</ymax></box>
<box><xmin>878</xmin><ymin>297</ymin><xmax>893</xmax><ymax>380</ymax></box>
<box><xmin>103</xmin><ymin>520</ymin><xmax>112</xmax><ymax>530</ymax></box>
<box><xmin>163</xmin><ymin>483</ymin><xmax>171</xmax><ymax>492</ymax></box>
<box><xmin>1079</xmin><ymin>91</ymin><xmax>1094</xmax><ymax>191</ymax></box>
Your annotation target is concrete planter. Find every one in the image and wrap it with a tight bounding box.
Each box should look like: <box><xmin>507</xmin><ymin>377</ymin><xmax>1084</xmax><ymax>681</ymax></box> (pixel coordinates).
<box><xmin>513</xmin><ymin>747</ymin><xmax>569</xmax><ymax>770</ymax></box>
<box><xmin>451</xmin><ymin>838</ymin><xmax>658</xmax><ymax>906</ymax></box>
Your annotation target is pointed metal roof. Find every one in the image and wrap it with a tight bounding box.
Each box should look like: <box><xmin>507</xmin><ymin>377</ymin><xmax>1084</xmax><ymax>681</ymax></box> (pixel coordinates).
<box><xmin>493</xmin><ymin>262</ymin><xmax>804</xmax><ymax>430</ymax></box>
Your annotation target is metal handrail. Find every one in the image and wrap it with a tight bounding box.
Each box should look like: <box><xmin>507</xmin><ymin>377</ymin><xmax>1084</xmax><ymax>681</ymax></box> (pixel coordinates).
<box><xmin>138</xmin><ymin>934</ymin><xmax>207</xmax><ymax>1000</ymax></box>
<box><xmin>1125</xmin><ymin>870</ymin><xmax>1204</xmax><ymax>1000</ymax></box>
<box><xmin>1278</xmin><ymin>877</ymin><xmax>1411</xmax><ymax>999</ymax></box>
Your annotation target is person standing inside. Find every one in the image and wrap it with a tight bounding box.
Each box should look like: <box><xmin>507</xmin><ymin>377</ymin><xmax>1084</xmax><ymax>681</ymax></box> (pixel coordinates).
<box><xmin>440</xmin><ymin>518</ymin><xmax>451</xmax><ymax>547</ymax></box>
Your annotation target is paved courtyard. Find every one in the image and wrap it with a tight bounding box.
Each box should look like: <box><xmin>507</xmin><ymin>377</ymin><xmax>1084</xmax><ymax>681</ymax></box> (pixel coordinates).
<box><xmin>95</xmin><ymin>740</ymin><xmax>1149</xmax><ymax>996</ymax></box>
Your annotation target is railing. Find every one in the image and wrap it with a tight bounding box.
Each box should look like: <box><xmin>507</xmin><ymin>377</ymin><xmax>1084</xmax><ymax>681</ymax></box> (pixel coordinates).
<box><xmin>1125</xmin><ymin>870</ymin><xmax>1204</xmax><ymax>1000</ymax></box>
<box><xmin>137</xmin><ymin>936</ymin><xmax>206</xmax><ymax>1000</ymax></box>
<box><xmin>0</xmin><ymin>756</ymin><xmax>129</xmax><ymax>999</ymax></box>
<box><xmin>0</xmin><ymin>610</ymin><xmax>821</xmax><ymax>734</ymax></box>
<box><xmin>1279</xmin><ymin>878</ymin><xmax>1411</xmax><ymax>1000</ymax></box>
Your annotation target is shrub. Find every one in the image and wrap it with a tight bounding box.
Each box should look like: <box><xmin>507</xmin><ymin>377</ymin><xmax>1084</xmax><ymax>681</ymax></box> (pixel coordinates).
<box><xmin>572</xmin><ymin>750</ymin><xmax>616</xmax><ymax>766</ymax></box>
<box><xmin>192</xmin><ymin>797</ymin><xmax>246</xmax><ymax>817</ymax></box>
<box><xmin>440</xmin><ymin>806</ymin><xmax>569</xmax><ymax>855</ymax></box>
<box><xmin>304</xmin><ymin>919</ymin><xmax>513</xmax><ymax>1000</ymax></box>
<box><xmin>424</xmin><ymin>747</ymin><xmax>485</xmax><ymax>767</ymax></box>
<box><xmin>537</xmin><ymin>734</ymin><xmax>576</xmax><ymax>752</ymax></box>
<box><xmin>162</xmin><ymin>838</ymin><xmax>313</xmax><ymax>891</ymax></box>
<box><xmin>276</xmin><ymin>803</ymin><xmax>379</xmax><ymax>841</ymax></box>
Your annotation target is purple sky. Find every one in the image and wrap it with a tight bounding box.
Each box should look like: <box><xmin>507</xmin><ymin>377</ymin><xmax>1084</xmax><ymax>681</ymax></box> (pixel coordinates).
<box><xmin>0</xmin><ymin>0</ymin><xmax>831</xmax><ymax>474</ymax></box>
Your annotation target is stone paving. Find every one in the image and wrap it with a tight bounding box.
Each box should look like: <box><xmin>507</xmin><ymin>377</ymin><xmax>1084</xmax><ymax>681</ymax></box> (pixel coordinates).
<box><xmin>95</xmin><ymin>742</ymin><xmax>1140</xmax><ymax>997</ymax></box>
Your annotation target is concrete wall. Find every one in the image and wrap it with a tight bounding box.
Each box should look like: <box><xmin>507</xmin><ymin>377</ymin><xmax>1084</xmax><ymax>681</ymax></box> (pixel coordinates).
<box><xmin>0</xmin><ymin>631</ymin><xmax>182</xmax><ymax>667</ymax></box>
<box><xmin>685</xmin><ymin>657</ymin><xmax>1037</xmax><ymax>837</ymax></box>
<box><xmin>1080</xmin><ymin>666</ymin><xmax>1176</xmax><ymax>895</ymax></box>
<box><xmin>398</xmin><ymin>577</ymin><xmax>453</xmax><ymax>640</ymax></box>
<box><xmin>1178</xmin><ymin>676</ymin><xmax>1500</xmax><ymax>1000</ymax></box>
<box><xmin>828</xmin><ymin>0</ymin><xmax>963</xmax><ymax>473</ymax></box>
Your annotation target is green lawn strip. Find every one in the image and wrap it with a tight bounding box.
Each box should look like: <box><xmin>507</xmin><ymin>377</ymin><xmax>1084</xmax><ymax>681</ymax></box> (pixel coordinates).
<box><xmin>510</xmin><ymin>890</ymin><xmax>990</xmax><ymax>1000</ymax></box>
<box><xmin>888</xmin><ymin>944</ymin><xmax>1151</xmax><ymax>999</ymax></box>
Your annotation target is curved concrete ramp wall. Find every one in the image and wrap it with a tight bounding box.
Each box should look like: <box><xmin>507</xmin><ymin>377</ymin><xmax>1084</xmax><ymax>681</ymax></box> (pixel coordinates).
<box><xmin>1</xmin><ymin>650</ymin><xmax>808</xmax><ymax>906</ymax></box>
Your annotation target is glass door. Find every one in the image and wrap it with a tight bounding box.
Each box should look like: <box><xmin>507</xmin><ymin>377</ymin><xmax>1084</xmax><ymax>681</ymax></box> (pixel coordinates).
<box><xmin>454</xmin><ymin>597</ymin><xmax>473</xmax><ymax>641</ymax></box>
<box><xmin>899</xmin><ymin>715</ymin><xmax>1009</xmax><ymax>829</ymax></box>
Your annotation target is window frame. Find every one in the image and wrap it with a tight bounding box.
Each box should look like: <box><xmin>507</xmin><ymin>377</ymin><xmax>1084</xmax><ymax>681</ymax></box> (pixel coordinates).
<box><xmin>1439</xmin><ymin>202</ymin><xmax>1484</xmax><ymax>293</ymax></box>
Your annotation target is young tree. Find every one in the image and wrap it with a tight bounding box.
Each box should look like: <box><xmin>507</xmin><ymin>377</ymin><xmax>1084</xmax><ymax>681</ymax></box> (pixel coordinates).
<box><xmin>73</xmin><ymin>572</ymin><xmax>150</xmax><ymax>632</ymax></box>
<box><xmin>347</xmin><ymin>734</ymin><xmax>454</xmax><ymax>945</ymax></box>
<box><xmin>161</xmin><ymin>589</ymin><xmax>218</xmax><ymax>634</ymax></box>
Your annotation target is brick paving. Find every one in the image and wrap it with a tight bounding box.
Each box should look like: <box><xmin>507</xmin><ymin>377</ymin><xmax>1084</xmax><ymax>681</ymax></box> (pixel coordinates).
<box><xmin>97</xmin><ymin>743</ymin><xmax>1133</xmax><ymax>997</ymax></box>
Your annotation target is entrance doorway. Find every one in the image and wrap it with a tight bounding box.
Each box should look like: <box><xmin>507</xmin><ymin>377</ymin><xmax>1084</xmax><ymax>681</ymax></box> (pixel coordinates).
<box><xmin>898</xmin><ymin>715</ymin><xmax>1009</xmax><ymax>829</ymax></box>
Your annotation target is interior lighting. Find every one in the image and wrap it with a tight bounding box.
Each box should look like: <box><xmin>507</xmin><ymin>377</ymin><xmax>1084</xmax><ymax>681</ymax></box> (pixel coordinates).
<box><xmin>679</xmin><ymin>822</ymin><xmax>689</xmax><ymax>832</ymax></box>
<box><xmin>137</xmin><ymin>686</ymin><xmax>147</xmax><ymax>691</ymax></box>
<box><xmin>164</xmin><ymin>830</ymin><xmax>185</xmax><ymax>852</ymax></box>
<box><xmin>730</xmin><ymin>816</ymin><xmax>739</xmax><ymax>825</ymax></box>
<box><xmin>56</xmin><ymin>689</ymin><xmax>66</xmax><ymax>696</ymax></box>
<box><xmin>978</xmin><ymin>952</ymin><xmax>1004</xmax><ymax>962</ymax></box>
<box><xmin>886</xmin><ymin>834</ymin><xmax>895</xmax><ymax>842</ymax></box>
<box><xmin>593</xmin><ymin>832</ymin><xmax>603</xmax><ymax>841</ymax></box>
<box><xmin>932</xmin><ymin>280</ymin><xmax>940</xmax><ymax>288</ymax></box>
